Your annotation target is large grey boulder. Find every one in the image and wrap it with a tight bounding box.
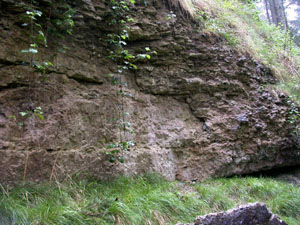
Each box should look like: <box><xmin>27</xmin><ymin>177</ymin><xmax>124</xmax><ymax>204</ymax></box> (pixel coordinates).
<box><xmin>177</xmin><ymin>202</ymin><xmax>288</xmax><ymax>225</ymax></box>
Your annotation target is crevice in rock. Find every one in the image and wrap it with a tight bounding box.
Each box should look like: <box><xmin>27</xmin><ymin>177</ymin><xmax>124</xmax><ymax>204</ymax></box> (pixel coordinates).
<box><xmin>46</xmin><ymin>148</ymin><xmax>55</xmax><ymax>153</ymax></box>
<box><xmin>0</xmin><ymin>59</ymin><xmax>25</xmax><ymax>68</ymax></box>
<box><xmin>67</xmin><ymin>76</ymin><xmax>104</xmax><ymax>85</ymax></box>
<box><xmin>241</xmin><ymin>164</ymin><xmax>300</xmax><ymax>178</ymax></box>
<box><xmin>228</xmin><ymin>165</ymin><xmax>300</xmax><ymax>186</ymax></box>
<box><xmin>0</xmin><ymin>82</ymin><xmax>29</xmax><ymax>91</ymax></box>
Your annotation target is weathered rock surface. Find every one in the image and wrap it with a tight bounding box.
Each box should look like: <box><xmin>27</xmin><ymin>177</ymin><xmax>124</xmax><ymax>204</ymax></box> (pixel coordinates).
<box><xmin>177</xmin><ymin>202</ymin><xmax>288</xmax><ymax>225</ymax></box>
<box><xmin>0</xmin><ymin>0</ymin><xmax>300</xmax><ymax>184</ymax></box>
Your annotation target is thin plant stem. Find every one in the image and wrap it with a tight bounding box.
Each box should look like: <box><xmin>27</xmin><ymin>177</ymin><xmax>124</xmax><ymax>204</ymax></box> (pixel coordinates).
<box><xmin>23</xmin><ymin>152</ymin><xmax>30</xmax><ymax>185</ymax></box>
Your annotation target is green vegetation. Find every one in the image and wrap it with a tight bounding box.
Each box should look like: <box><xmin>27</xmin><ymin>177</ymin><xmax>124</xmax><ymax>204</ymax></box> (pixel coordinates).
<box><xmin>182</xmin><ymin>0</ymin><xmax>300</xmax><ymax>102</ymax></box>
<box><xmin>11</xmin><ymin>1</ymin><xmax>75</xmax><ymax>128</ymax></box>
<box><xmin>20</xmin><ymin>1</ymin><xmax>74</xmax><ymax>75</ymax></box>
<box><xmin>104</xmin><ymin>0</ymin><xmax>138</xmax><ymax>164</ymax></box>
<box><xmin>1</xmin><ymin>174</ymin><xmax>300</xmax><ymax>225</ymax></box>
<box><xmin>173</xmin><ymin>0</ymin><xmax>300</xmax><ymax>133</ymax></box>
<box><xmin>104</xmin><ymin>0</ymin><xmax>156</xmax><ymax>163</ymax></box>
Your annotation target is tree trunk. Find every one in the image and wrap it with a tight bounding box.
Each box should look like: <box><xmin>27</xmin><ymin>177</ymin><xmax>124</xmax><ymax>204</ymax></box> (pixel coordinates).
<box><xmin>281</xmin><ymin>0</ymin><xmax>289</xmax><ymax>30</ymax></box>
<box><xmin>268</xmin><ymin>0</ymin><xmax>287</xmax><ymax>30</ymax></box>
<box><xmin>269</xmin><ymin>0</ymin><xmax>279</xmax><ymax>25</ymax></box>
<box><xmin>264</xmin><ymin>0</ymin><xmax>272</xmax><ymax>24</ymax></box>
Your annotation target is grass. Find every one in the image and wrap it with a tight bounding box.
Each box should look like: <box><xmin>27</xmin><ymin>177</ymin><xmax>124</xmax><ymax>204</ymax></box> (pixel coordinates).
<box><xmin>1</xmin><ymin>174</ymin><xmax>300</xmax><ymax>225</ymax></box>
<box><xmin>179</xmin><ymin>0</ymin><xmax>300</xmax><ymax>103</ymax></box>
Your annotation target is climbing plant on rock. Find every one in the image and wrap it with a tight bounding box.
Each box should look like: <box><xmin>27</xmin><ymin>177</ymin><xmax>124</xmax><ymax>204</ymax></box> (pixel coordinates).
<box><xmin>15</xmin><ymin>0</ymin><xmax>74</xmax><ymax>125</ymax></box>
<box><xmin>105</xmin><ymin>0</ymin><xmax>137</xmax><ymax>163</ymax></box>
<box><xmin>21</xmin><ymin>4</ymin><xmax>52</xmax><ymax>71</ymax></box>
<box><xmin>104</xmin><ymin>0</ymin><xmax>156</xmax><ymax>163</ymax></box>
<box><xmin>21</xmin><ymin>0</ymin><xmax>74</xmax><ymax>75</ymax></box>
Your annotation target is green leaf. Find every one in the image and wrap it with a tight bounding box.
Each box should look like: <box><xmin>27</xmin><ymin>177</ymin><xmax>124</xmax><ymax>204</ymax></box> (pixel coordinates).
<box><xmin>112</xmin><ymin>78</ymin><xmax>119</xmax><ymax>85</ymax></box>
<box><xmin>8</xmin><ymin>115</ymin><xmax>16</xmax><ymax>120</ymax></box>
<box><xmin>58</xmin><ymin>48</ymin><xmax>67</xmax><ymax>54</ymax></box>
<box><xmin>127</xmin><ymin>141</ymin><xmax>135</xmax><ymax>146</ymax></box>
<box><xmin>35</xmin><ymin>113</ymin><xmax>45</xmax><ymax>120</ymax></box>
<box><xmin>119</xmin><ymin>41</ymin><xmax>127</xmax><ymax>45</ymax></box>
<box><xmin>137</xmin><ymin>54</ymin><xmax>146</xmax><ymax>59</ymax></box>
<box><xmin>35</xmin><ymin>106</ymin><xmax>42</xmax><ymax>111</ymax></box>
<box><xmin>145</xmin><ymin>47</ymin><xmax>150</xmax><ymax>52</ymax></box>
<box><xmin>21</xmin><ymin>48</ymin><xmax>38</xmax><ymax>54</ymax></box>
<box><xmin>119</xmin><ymin>156</ymin><xmax>125</xmax><ymax>163</ymax></box>
<box><xmin>26</xmin><ymin>11</ymin><xmax>34</xmax><ymax>16</ymax></box>
<box><xmin>111</xmin><ymin>150</ymin><xmax>120</xmax><ymax>154</ymax></box>
<box><xmin>35</xmin><ymin>24</ymin><xmax>43</xmax><ymax>30</ymax></box>
<box><xmin>109</xmin><ymin>156</ymin><xmax>115</xmax><ymax>163</ymax></box>
<box><xmin>107</xmin><ymin>143</ymin><xmax>117</xmax><ymax>149</ymax></box>
<box><xmin>20</xmin><ymin>112</ymin><xmax>28</xmax><ymax>117</ymax></box>
<box><xmin>44</xmin><ymin>61</ymin><xmax>53</xmax><ymax>67</ymax></box>
<box><xmin>124</xmin><ymin>122</ymin><xmax>131</xmax><ymax>127</ymax></box>
<box><xmin>146</xmin><ymin>54</ymin><xmax>151</xmax><ymax>60</ymax></box>
<box><xmin>34</xmin><ymin>10</ymin><xmax>42</xmax><ymax>17</ymax></box>
<box><xmin>130</xmin><ymin>63</ymin><xmax>137</xmax><ymax>70</ymax></box>
<box><xmin>37</xmin><ymin>30</ymin><xmax>47</xmax><ymax>46</ymax></box>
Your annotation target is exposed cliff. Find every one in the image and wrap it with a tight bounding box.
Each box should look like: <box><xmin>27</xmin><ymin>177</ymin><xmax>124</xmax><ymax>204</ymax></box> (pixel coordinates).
<box><xmin>0</xmin><ymin>0</ymin><xmax>299</xmax><ymax>184</ymax></box>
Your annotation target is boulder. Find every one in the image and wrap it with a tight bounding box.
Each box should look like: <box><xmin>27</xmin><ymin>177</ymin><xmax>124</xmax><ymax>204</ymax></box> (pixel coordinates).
<box><xmin>177</xmin><ymin>202</ymin><xmax>288</xmax><ymax>225</ymax></box>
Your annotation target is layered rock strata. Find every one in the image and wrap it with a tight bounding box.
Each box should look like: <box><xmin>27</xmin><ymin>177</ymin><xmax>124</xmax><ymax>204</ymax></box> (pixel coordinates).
<box><xmin>0</xmin><ymin>0</ymin><xmax>299</xmax><ymax>184</ymax></box>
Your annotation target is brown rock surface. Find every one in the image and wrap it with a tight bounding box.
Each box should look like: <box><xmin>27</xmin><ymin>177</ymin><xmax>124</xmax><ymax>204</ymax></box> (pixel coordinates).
<box><xmin>0</xmin><ymin>0</ymin><xmax>300</xmax><ymax>184</ymax></box>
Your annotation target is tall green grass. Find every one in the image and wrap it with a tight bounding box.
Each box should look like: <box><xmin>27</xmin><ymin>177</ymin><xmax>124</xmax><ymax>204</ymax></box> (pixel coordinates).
<box><xmin>1</xmin><ymin>174</ymin><xmax>300</xmax><ymax>225</ymax></box>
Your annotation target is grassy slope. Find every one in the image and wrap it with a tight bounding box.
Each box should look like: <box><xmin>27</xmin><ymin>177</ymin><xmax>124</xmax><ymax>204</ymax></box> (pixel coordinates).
<box><xmin>1</xmin><ymin>174</ymin><xmax>300</xmax><ymax>225</ymax></box>
<box><xmin>188</xmin><ymin>0</ymin><xmax>300</xmax><ymax>102</ymax></box>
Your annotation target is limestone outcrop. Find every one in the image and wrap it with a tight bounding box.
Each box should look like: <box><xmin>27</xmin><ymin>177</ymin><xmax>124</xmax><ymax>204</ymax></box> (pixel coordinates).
<box><xmin>0</xmin><ymin>0</ymin><xmax>299</xmax><ymax>184</ymax></box>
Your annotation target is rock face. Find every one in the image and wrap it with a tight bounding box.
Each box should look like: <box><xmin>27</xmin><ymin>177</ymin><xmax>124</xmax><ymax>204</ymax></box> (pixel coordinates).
<box><xmin>177</xmin><ymin>202</ymin><xmax>288</xmax><ymax>225</ymax></box>
<box><xmin>0</xmin><ymin>0</ymin><xmax>300</xmax><ymax>184</ymax></box>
